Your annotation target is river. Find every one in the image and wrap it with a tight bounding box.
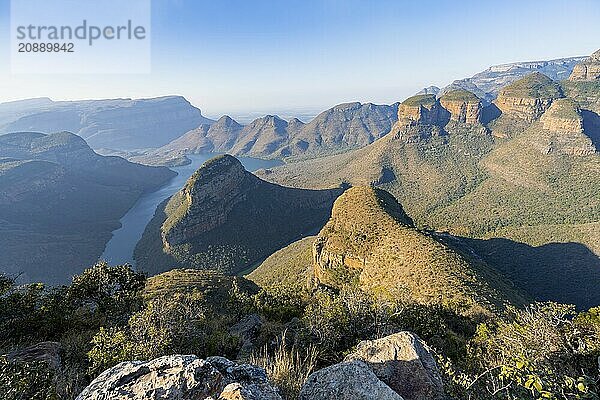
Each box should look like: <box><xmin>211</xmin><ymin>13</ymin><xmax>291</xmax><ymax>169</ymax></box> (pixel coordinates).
<box><xmin>100</xmin><ymin>154</ymin><xmax>283</xmax><ymax>265</ymax></box>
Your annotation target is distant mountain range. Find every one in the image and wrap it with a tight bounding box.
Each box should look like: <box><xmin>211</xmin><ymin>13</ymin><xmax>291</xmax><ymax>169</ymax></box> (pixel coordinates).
<box><xmin>0</xmin><ymin>96</ymin><xmax>212</xmax><ymax>150</ymax></box>
<box><xmin>0</xmin><ymin>53</ymin><xmax>588</xmax><ymax>164</ymax></box>
<box><xmin>427</xmin><ymin>56</ymin><xmax>587</xmax><ymax>103</ymax></box>
<box><xmin>139</xmin><ymin>102</ymin><xmax>399</xmax><ymax>163</ymax></box>
<box><xmin>0</xmin><ymin>131</ymin><xmax>175</xmax><ymax>283</ymax></box>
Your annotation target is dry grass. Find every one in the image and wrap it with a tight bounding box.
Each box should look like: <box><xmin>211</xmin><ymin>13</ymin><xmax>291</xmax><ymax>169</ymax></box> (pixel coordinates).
<box><xmin>249</xmin><ymin>336</ymin><xmax>318</xmax><ymax>400</ymax></box>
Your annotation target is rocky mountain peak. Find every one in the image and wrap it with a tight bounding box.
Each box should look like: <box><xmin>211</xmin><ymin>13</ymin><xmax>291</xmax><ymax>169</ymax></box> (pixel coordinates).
<box><xmin>569</xmin><ymin>48</ymin><xmax>600</xmax><ymax>81</ymax></box>
<box><xmin>416</xmin><ymin>86</ymin><xmax>441</xmax><ymax>96</ymax></box>
<box><xmin>539</xmin><ymin>99</ymin><xmax>596</xmax><ymax>156</ymax></box>
<box><xmin>215</xmin><ymin>115</ymin><xmax>242</xmax><ymax>129</ymax></box>
<box><xmin>311</xmin><ymin>186</ymin><xmax>522</xmax><ymax>310</ymax></box>
<box><xmin>332</xmin><ymin>102</ymin><xmax>363</xmax><ymax>112</ymax></box>
<box><xmin>147</xmin><ymin>155</ymin><xmax>342</xmax><ymax>274</ymax></box>
<box><xmin>161</xmin><ymin>155</ymin><xmax>256</xmax><ymax>248</ymax></box>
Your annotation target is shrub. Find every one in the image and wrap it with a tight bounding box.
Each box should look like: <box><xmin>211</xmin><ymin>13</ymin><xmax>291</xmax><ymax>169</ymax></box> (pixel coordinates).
<box><xmin>0</xmin><ymin>357</ymin><xmax>57</xmax><ymax>400</ymax></box>
<box><xmin>443</xmin><ymin>302</ymin><xmax>600</xmax><ymax>399</ymax></box>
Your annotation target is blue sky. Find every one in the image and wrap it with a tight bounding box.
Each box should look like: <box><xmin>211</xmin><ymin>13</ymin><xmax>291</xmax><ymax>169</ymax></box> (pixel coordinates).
<box><xmin>0</xmin><ymin>0</ymin><xmax>599</xmax><ymax>119</ymax></box>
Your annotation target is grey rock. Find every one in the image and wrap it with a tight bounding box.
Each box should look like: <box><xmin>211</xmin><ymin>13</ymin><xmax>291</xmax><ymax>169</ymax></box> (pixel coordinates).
<box><xmin>76</xmin><ymin>355</ymin><xmax>282</xmax><ymax>400</ymax></box>
<box><xmin>345</xmin><ymin>332</ymin><xmax>444</xmax><ymax>400</ymax></box>
<box><xmin>8</xmin><ymin>341</ymin><xmax>62</xmax><ymax>370</ymax></box>
<box><xmin>229</xmin><ymin>314</ymin><xmax>263</xmax><ymax>359</ymax></box>
<box><xmin>299</xmin><ymin>360</ymin><xmax>403</xmax><ymax>400</ymax></box>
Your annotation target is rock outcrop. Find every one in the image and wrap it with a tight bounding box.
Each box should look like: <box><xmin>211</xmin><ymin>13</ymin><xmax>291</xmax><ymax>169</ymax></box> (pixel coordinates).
<box><xmin>299</xmin><ymin>360</ymin><xmax>403</xmax><ymax>400</ymax></box>
<box><xmin>540</xmin><ymin>98</ymin><xmax>584</xmax><ymax>133</ymax></box>
<box><xmin>299</xmin><ymin>331</ymin><xmax>444</xmax><ymax>400</ymax></box>
<box><xmin>539</xmin><ymin>99</ymin><xmax>596</xmax><ymax>156</ymax></box>
<box><xmin>345</xmin><ymin>332</ymin><xmax>444</xmax><ymax>400</ymax></box>
<box><xmin>495</xmin><ymin>73</ymin><xmax>563</xmax><ymax>121</ymax></box>
<box><xmin>439</xmin><ymin>90</ymin><xmax>482</xmax><ymax>124</ymax></box>
<box><xmin>569</xmin><ymin>49</ymin><xmax>600</xmax><ymax>81</ymax></box>
<box><xmin>136</xmin><ymin>154</ymin><xmax>343</xmax><ymax>275</ymax></box>
<box><xmin>229</xmin><ymin>314</ymin><xmax>264</xmax><ymax>359</ymax></box>
<box><xmin>7</xmin><ymin>342</ymin><xmax>62</xmax><ymax>370</ymax></box>
<box><xmin>396</xmin><ymin>95</ymin><xmax>450</xmax><ymax>128</ymax></box>
<box><xmin>76</xmin><ymin>355</ymin><xmax>282</xmax><ymax>400</ymax></box>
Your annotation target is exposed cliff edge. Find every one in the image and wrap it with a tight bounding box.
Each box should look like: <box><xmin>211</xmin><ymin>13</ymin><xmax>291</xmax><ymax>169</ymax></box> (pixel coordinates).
<box><xmin>539</xmin><ymin>99</ymin><xmax>596</xmax><ymax>156</ymax></box>
<box><xmin>494</xmin><ymin>72</ymin><xmax>563</xmax><ymax>121</ymax></box>
<box><xmin>439</xmin><ymin>90</ymin><xmax>483</xmax><ymax>124</ymax></box>
<box><xmin>135</xmin><ymin>154</ymin><xmax>343</xmax><ymax>275</ymax></box>
<box><xmin>569</xmin><ymin>49</ymin><xmax>600</xmax><ymax>81</ymax></box>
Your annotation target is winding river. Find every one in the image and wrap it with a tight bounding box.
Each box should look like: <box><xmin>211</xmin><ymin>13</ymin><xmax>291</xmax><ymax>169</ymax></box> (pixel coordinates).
<box><xmin>101</xmin><ymin>154</ymin><xmax>282</xmax><ymax>265</ymax></box>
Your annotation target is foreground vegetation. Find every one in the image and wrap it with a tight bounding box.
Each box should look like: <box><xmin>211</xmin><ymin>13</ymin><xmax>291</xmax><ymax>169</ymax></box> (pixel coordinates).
<box><xmin>1</xmin><ymin>263</ymin><xmax>599</xmax><ymax>399</ymax></box>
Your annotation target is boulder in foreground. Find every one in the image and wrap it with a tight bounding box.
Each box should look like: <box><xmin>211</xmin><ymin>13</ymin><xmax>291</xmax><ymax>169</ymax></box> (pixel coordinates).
<box><xmin>345</xmin><ymin>331</ymin><xmax>445</xmax><ymax>400</ymax></box>
<box><xmin>299</xmin><ymin>360</ymin><xmax>403</xmax><ymax>400</ymax></box>
<box><xmin>76</xmin><ymin>355</ymin><xmax>282</xmax><ymax>400</ymax></box>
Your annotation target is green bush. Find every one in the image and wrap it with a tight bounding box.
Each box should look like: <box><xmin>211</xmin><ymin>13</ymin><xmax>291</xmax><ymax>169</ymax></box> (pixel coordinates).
<box><xmin>442</xmin><ymin>303</ymin><xmax>600</xmax><ymax>399</ymax></box>
<box><xmin>0</xmin><ymin>357</ymin><xmax>57</xmax><ymax>400</ymax></box>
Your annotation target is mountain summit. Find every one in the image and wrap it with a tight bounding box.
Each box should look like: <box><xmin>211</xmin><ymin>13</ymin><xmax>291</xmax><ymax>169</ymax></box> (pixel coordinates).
<box><xmin>135</xmin><ymin>155</ymin><xmax>343</xmax><ymax>275</ymax></box>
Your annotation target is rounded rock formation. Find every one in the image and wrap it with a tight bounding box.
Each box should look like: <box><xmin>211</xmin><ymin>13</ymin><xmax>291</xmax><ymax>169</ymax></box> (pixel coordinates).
<box><xmin>299</xmin><ymin>360</ymin><xmax>403</xmax><ymax>400</ymax></box>
<box><xmin>439</xmin><ymin>89</ymin><xmax>482</xmax><ymax>124</ymax></box>
<box><xmin>345</xmin><ymin>332</ymin><xmax>445</xmax><ymax>400</ymax></box>
<box><xmin>76</xmin><ymin>355</ymin><xmax>282</xmax><ymax>400</ymax></box>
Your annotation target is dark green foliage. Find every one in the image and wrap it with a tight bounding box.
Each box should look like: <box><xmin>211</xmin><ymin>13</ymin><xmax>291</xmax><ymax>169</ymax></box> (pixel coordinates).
<box><xmin>0</xmin><ymin>263</ymin><xmax>147</xmax><ymax>399</ymax></box>
<box><xmin>441</xmin><ymin>303</ymin><xmax>600</xmax><ymax>399</ymax></box>
<box><xmin>0</xmin><ymin>358</ymin><xmax>57</xmax><ymax>400</ymax></box>
<box><xmin>66</xmin><ymin>262</ymin><xmax>146</xmax><ymax>326</ymax></box>
<box><xmin>2</xmin><ymin>264</ymin><xmax>599</xmax><ymax>400</ymax></box>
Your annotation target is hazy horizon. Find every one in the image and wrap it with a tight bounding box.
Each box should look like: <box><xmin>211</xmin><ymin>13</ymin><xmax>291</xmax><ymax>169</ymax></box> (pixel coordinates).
<box><xmin>1</xmin><ymin>0</ymin><xmax>599</xmax><ymax>119</ymax></box>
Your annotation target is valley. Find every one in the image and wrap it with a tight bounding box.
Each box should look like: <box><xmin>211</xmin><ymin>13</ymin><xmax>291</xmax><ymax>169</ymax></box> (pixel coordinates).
<box><xmin>101</xmin><ymin>154</ymin><xmax>282</xmax><ymax>266</ymax></box>
<box><xmin>1</xmin><ymin>46</ymin><xmax>599</xmax><ymax>400</ymax></box>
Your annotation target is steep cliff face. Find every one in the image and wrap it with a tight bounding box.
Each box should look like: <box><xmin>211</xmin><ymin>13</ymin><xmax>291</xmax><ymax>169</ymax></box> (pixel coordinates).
<box><xmin>569</xmin><ymin>49</ymin><xmax>600</xmax><ymax>81</ymax></box>
<box><xmin>311</xmin><ymin>186</ymin><xmax>524</xmax><ymax>312</ymax></box>
<box><xmin>494</xmin><ymin>73</ymin><xmax>563</xmax><ymax>121</ymax></box>
<box><xmin>136</xmin><ymin>155</ymin><xmax>343</xmax><ymax>275</ymax></box>
<box><xmin>439</xmin><ymin>90</ymin><xmax>482</xmax><ymax>124</ymax></box>
<box><xmin>161</xmin><ymin>155</ymin><xmax>259</xmax><ymax>247</ymax></box>
<box><xmin>539</xmin><ymin>99</ymin><xmax>596</xmax><ymax>156</ymax></box>
<box><xmin>396</xmin><ymin>95</ymin><xmax>450</xmax><ymax>128</ymax></box>
<box><xmin>540</xmin><ymin>99</ymin><xmax>584</xmax><ymax>133</ymax></box>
